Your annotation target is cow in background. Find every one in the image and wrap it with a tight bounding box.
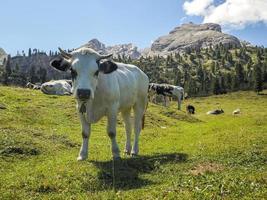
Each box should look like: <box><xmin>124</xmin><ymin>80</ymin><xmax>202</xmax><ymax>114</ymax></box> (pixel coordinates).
<box><xmin>40</xmin><ymin>80</ymin><xmax>72</xmax><ymax>95</ymax></box>
<box><xmin>148</xmin><ymin>83</ymin><xmax>184</xmax><ymax>110</ymax></box>
<box><xmin>186</xmin><ymin>105</ymin><xmax>195</xmax><ymax>114</ymax></box>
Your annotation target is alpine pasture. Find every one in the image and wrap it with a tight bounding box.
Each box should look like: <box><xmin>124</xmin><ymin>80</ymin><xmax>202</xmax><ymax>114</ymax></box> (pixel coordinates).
<box><xmin>0</xmin><ymin>86</ymin><xmax>266</xmax><ymax>199</ymax></box>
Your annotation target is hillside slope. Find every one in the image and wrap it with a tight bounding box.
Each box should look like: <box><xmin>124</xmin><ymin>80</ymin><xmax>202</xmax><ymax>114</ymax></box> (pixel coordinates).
<box><xmin>0</xmin><ymin>86</ymin><xmax>266</xmax><ymax>199</ymax></box>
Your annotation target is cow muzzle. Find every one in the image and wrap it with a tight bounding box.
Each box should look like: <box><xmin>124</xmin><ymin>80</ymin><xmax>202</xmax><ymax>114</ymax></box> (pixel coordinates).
<box><xmin>77</xmin><ymin>89</ymin><xmax>91</xmax><ymax>100</ymax></box>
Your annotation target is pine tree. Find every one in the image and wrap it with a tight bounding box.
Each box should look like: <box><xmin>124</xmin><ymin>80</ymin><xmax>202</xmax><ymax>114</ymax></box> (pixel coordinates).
<box><xmin>40</xmin><ymin>68</ymin><xmax>47</xmax><ymax>83</ymax></box>
<box><xmin>15</xmin><ymin>63</ymin><xmax>19</xmax><ymax>73</ymax></box>
<box><xmin>28</xmin><ymin>48</ymin><xmax>32</xmax><ymax>57</ymax></box>
<box><xmin>29</xmin><ymin>66</ymin><xmax>39</xmax><ymax>83</ymax></box>
<box><xmin>213</xmin><ymin>77</ymin><xmax>221</xmax><ymax>95</ymax></box>
<box><xmin>2</xmin><ymin>55</ymin><xmax>12</xmax><ymax>85</ymax></box>
<box><xmin>226</xmin><ymin>73</ymin><xmax>232</xmax><ymax>91</ymax></box>
<box><xmin>254</xmin><ymin>63</ymin><xmax>263</xmax><ymax>94</ymax></box>
<box><xmin>235</xmin><ymin>62</ymin><xmax>245</xmax><ymax>85</ymax></box>
<box><xmin>210</xmin><ymin>61</ymin><xmax>216</xmax><ymax>74</ymax></box>
<box><xmin>5</xmin><ymin>55</ymin><xmax>12</xmax><ymax>76</ymax></box>
<box><xmin>220</xmin><ymin>75</ymin><xmax>227</xmax><ymax>93</ymax></box>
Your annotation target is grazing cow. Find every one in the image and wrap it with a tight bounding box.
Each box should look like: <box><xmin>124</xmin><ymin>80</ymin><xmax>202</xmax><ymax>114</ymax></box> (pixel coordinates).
<box><xmin>206</xmin><ymin>109</ymin><xmax>224</xmax><ymax>115</ymax></box>
<box><xmin>50</xmin><ymin>47</ymin><xmax>149</xmax><ymax>160</ymax></box>
<box><xmin>41</xmin><ymin>80</ymin><xmax>72</xmax><ymax>95</ymax></box>
<box><xmin>148</xmin><ymin>83</ymin><xmax>184</xmax><ymax>110</ymax></box>
<box><xmin>186</xmin><ymin>105</ymin><xmax>195</xmax><ymax>114</ymax></box>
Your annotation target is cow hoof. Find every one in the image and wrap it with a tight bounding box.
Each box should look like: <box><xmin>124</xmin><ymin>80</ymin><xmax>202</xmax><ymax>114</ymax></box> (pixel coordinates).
<box><xmin>131</xmin><ymin>153</ymin><xmax>138</xmax><ymax>157</ymax></box>
<box><xmin>124</xmin><ymin>150</ymin><xmax>131</xmax><ymax>155</ymax></box>
<box><xmin>77</xmin><ymin>156</ymin><xmax>87</xmax><ymax>161</ymax></box>
<box><xmin>113</xmin><ymin>156</ymin><xmax>121</xmax><ymax>161</ymax></box>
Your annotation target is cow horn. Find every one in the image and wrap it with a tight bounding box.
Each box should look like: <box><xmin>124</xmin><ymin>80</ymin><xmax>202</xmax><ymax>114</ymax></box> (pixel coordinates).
<box><xmin>99</xmin><ymin>53</ymin><xmax>113</xmax><ymax>60</ymax></box>
<box><xmin>94</xmin><ymin>51</ymin><xmax>113</xmax><ymax>60</ymax></box>
<box><xmin>58</xmin><ymin>47</ymin><xmax>72</xmax><ymax>59</ymax></box>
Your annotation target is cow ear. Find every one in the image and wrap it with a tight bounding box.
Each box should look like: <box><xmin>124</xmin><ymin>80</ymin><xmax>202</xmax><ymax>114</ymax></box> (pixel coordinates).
<box><xmin>50</xmin><ymin>57</ymin><xmax>71</xmax><ymax>71</ymax></box>
<box><xmin>98</xmin><ymin>61</ymin><xmax>118</xmax><ymax>74</ymax></box>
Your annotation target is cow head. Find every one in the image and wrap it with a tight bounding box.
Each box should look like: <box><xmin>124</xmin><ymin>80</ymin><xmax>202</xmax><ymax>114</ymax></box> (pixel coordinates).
<box><xmin>50</xmin><ymin>47</ymin><xmax>116</xmax><ymax>101</ymax></box>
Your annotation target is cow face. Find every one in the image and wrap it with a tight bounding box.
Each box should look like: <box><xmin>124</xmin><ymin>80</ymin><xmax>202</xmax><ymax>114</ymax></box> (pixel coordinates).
<box><xmin>50</xmin><ymin>47</ymin><xmax>115</xmax><ymax>101</ymax></box>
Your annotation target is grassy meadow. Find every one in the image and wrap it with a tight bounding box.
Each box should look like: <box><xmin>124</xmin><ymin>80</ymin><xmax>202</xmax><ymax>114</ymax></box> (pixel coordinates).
<box><xmin>0</xmin><ymin>86</ymin><xmax>266</xmax><ymax>199</ymax></box>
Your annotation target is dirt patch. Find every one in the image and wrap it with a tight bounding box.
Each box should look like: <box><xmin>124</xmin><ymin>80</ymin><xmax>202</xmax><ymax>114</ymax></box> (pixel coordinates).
<box><xmin>48</xmin><ymin>134</ymin><xmax>79</xmax><ymax>148</ymax></box>
<box><xmin>0</xmin><ymin>146</ymin><xmax>40</xmax><ymax>156</ymax></box>
<box><xmin>0</xmin><ymin>104</ymin><xmax>7</xmax><ymax>109</ymax></box>
<box><xmin>145</xmin><ymin>111</ymin><xmax>168</xmax><ymax>127</ymax></box>
<box><xmin>189</xmin><ymin>162</ymin><xmax>224</xmax><ymax>176</ymax></box>
<box><xmin>161</xmin><ymin>110</ymin><xmax>201</xmax><ymax>123</ymax></box>
<box><xmin>35</xmin><ymin>184</ymin><xmax>57</xmax><ymax>193</ymax></box>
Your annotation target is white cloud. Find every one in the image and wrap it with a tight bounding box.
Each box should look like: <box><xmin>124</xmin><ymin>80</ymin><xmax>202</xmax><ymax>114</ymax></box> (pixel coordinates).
<box><xmin>183</xmin><ymin>0</ymin><xmax>214</xmax><ymax>16</ymax></box>
<box><xmin>183</xmin><ymin>0</ymin><xmax>267</xmax><ymax>28</ymax></box>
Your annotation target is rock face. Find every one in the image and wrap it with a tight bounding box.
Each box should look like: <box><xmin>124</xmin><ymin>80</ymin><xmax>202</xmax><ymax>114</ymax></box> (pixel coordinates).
<box><xmin>106</xmin><ymin>43</ymin><xmax>141</xmax><ymax>59</ymax></box>
<box><xmin>146</xmin><ymin>23</ymin><xmax>241</xmax><ymax>56</ymax></box>
<box><xmin>0</xmin><ymin>48</ymin><xmax>7</xmax><ymax>67</ymax></box>
<box><xmin>9</xmin><ymin>53</ymin><xmax>69</xmax><ymax>81</ymax></box>
<box><xmin>81</xmin><ymin>39</ymin><xmax>141</xmax><ymax>59</ymax></box>
<box><xmin>80</xmin><ymin>39</ymin><xmax>106</xmax><ymax>53</ymax></box>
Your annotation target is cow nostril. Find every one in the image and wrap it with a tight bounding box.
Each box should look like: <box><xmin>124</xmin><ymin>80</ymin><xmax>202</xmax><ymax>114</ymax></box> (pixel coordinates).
<box><xmin>77</xmin><ymin>89</ymin><xmax>91</xmax><ymax>99</ymax></box>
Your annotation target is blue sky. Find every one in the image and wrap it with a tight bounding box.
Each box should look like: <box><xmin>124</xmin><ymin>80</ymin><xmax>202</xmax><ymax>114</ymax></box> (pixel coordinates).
<box><xmin>0</xmin><ymin>0</ymin><xmax>266</xmax><ymax>55</ymax></box>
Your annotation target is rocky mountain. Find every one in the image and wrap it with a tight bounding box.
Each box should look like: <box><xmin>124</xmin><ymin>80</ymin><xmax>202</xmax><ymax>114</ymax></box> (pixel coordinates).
<box><xmin>0</xmin><ymin>22</ymin><xmax>250</xmax><ymax>85</ymax></box>
<box><xmin>144</xmin><ymin>23</ymin><xmax>241</xmax><ymax>56</ymax></box>
<box><xmin>9</xmin><ymin>53</ymin><xmax>69</xmax><ymax>81</ymax></box>
<box><xmin>80</xmin><ymin>39</ymin><xmax>106</xmax><ymax>53</ymax></box>
<box><xmin>80</xmin><ymin>39</ymin><xmax>141</xmax><ymax>59</ymax></box>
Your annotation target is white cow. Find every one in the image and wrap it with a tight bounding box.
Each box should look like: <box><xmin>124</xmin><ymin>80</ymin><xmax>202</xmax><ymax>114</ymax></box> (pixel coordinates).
<box><xmin>40</xmin><ymin>80</ymin><xmax>72</xmax><ymax>95</ymax></box>
<box><xmin>50</xmin><ymin>47</ymin><xmax>149</xmax><ymax>160</ymax></box>
<box><xmin>148</xmin><ymin>83</ymin><xmax>184</xmax><ymax>110</ymax></box>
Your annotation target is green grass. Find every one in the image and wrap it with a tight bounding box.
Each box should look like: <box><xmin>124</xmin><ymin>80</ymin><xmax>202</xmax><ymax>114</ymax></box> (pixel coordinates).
<box><xmin>0</xmin><ymin>86</ymin><xmax>266</xmax><ymax>200</ymax></box>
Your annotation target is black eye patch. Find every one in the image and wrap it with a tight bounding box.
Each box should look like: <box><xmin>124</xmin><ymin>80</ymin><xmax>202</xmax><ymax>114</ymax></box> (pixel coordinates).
<box><xmin>70</xmin><ymin>68</ymin><xmax>77</xmax><ymax>80</ymax></box>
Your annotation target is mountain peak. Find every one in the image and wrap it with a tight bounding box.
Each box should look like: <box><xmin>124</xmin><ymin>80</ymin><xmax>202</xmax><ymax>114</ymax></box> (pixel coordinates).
<box><xmin>79</xmin><ymin>40</ymin><xmax>141</xmax><ymax>59</ymax></box>
<box><xmin>83</xmin><ymin>39</ymin><xmax>106</xmax><ymax>52</ymax></box>
<box><xmin>147</xmin><ymin>23</ymin><xmax>240</xmax><ymax>56</ymax></box>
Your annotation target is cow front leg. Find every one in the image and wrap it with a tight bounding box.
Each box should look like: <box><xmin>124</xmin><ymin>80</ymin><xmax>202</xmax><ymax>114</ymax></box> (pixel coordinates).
<box><xmin>107</xmin><ymin>110</ymin><xmax>120</xmax><ymax>158</ymax></box>
<box><xmin>177</xmin><ymin>97</ymin><xmax>182</xmax><ymax>110</ymax></box>
<box><xmin>164</xmin><ymin>96</ymin><xmax>167</xmax><ymax>107</ymax></box>
<box><xmin>77</xmin><ymin>113</ymin><xmax>91</xmax><ymax>161</ymax></box>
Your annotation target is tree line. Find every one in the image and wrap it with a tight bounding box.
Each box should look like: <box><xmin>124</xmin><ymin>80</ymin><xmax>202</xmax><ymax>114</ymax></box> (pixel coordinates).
<box><xmin>116</xmin><ymin>44</ymin><xmax>267</xmax><ymax>96</ymax></box>
<box><xmin>0</xmin><ymin>45</ymin><xmax>266</xmax><ymax>96</ymax></box>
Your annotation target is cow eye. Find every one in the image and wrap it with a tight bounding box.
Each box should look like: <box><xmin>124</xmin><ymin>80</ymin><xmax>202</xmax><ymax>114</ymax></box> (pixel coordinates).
<box><xmin>70</xmin><ymin>68</ymin><xmax>77</xmax><ymax>80</ymax></box>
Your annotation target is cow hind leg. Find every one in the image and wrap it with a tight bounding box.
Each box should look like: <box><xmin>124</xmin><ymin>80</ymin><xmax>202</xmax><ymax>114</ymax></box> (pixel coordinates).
<box><xmin>121</xmin><ymin>109</ymin><xmax>132</xmax><ymax>155</ymax></box>
<box><xmin>132</xmin><ymin>98</ymin><xmax>147</xmax><ymax>156</ymax></box>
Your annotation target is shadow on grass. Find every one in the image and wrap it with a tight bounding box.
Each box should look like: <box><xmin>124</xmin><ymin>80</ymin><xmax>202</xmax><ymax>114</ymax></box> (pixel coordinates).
<box><xmin>87</xmin><ymin>153</ymin><xmax>187</xmax><ymax>191</ymax></box>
